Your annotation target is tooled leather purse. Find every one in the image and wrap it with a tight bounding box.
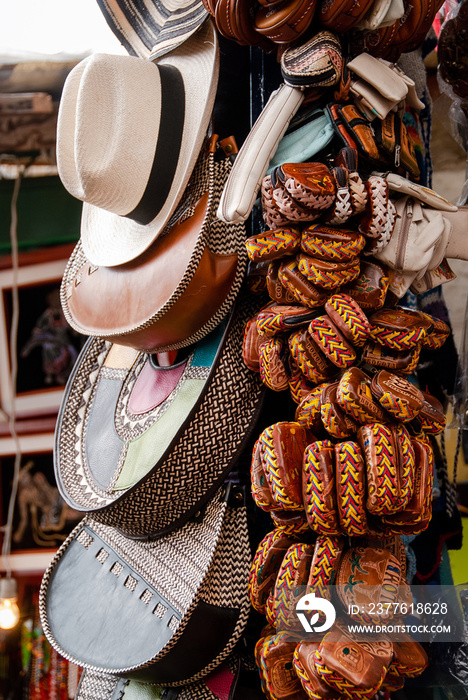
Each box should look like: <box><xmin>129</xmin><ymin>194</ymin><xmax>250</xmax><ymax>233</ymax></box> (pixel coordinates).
<box><xmin>204</xmin><ymin>0</ymin><xmax>318</xmax><ymax>47</ymax></box>
<box><xmin>389</xmin><ymin>0</ymin><xmax>446</xmax><ymax>56</ymax></box>
<box><xmin>60</xmin><ymin>135</ymin><xmax>247</xmax><ymax>354</ymax></box>
<box><xmin>318</xmin><ymin>0</ymin><xmax>375</xmax><ymax>32</ymax></box>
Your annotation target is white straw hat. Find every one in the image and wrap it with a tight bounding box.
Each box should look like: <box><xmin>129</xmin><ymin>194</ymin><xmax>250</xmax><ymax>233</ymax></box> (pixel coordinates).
<box><xmin>57</xmin><ymin>19</ymin><xmax>219</xmax><ymax>267</ymax></box>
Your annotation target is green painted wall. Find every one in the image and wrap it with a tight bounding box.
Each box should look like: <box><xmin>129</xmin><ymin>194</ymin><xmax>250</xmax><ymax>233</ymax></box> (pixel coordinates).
<box><xmin>0</xmin><ymin>176</ymin><xmax>80</xmax><ymax>253</ymax></box>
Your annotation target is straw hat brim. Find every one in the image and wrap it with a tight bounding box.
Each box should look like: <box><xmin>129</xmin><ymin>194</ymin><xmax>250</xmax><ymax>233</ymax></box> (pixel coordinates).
<box><xmin>97</xmin><ymin>0</ymin><xmax>210</xmax><ymax>60</ymax></box>
<box><xmin>80</xmin><ymin>18</ymin><xmax>219</xmax><ymax>268</ymax></box>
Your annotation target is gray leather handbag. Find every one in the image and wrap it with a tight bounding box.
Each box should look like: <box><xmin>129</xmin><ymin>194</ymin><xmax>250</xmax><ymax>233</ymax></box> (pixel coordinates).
<box><xmin>40</xmin><ymin>485</ymin><xmax>250</xmax><ymax>686</ymax></box>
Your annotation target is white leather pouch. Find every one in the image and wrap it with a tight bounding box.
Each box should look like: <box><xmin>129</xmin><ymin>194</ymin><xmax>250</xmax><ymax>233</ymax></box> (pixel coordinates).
<box><xmin>357</xmin><ymin>0</ymin><xmax>404</xmax><ymax>29</ymax></box>
<box><xmin>347</xmin><ymin>53</ymin><xmax>408</xmax><ymax>102</ymax></box>
<box><xmin>350</xmin><ymin>79</ymin><xmax>402</xmax><ymax>119</ymax></box>
<box><xmin>217</xmin><ymin>84</ymin><xmax>304</xmax><ymax>224</ymax></box>
<box><xmin>375</xmin><ymin>196</ymin><xmax>453</xmax><ymax>296</ymax></box>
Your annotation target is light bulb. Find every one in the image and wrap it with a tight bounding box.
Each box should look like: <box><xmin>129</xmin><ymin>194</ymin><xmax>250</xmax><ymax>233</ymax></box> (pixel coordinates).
<box><xmin>0</xmin><ymin>578</ymin><xmax>20</xmax><ymax>630</ymax></box>
<box><xmin>0</xmin><ymin>599</ymin><xmax>19</xmax><ymax>629</ymax></box>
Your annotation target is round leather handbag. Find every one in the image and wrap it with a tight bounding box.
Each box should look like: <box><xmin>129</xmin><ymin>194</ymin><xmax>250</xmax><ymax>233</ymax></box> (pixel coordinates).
<box><xmin>40</xmin><ymin>485</ymin><xmax>250</xmax><ymax>685</ymax></box>
<box><xmin>54</xmin><ymin>292</ymin><xmax>265</xmax><ymax>538</ymax></box>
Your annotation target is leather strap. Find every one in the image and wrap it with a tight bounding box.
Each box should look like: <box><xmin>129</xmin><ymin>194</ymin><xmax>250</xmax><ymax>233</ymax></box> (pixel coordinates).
<box><xmin>359</xmin><ymin>175</ymin><xmax>390</xmax><ymax>239</ymax></box>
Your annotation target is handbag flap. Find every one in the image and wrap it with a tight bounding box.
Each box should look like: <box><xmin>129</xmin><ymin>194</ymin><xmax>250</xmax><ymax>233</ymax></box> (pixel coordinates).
<box><xmin>350</xmin><ymin>79</ymin><xmax>399</xmax><ymax>120</ymax></box>
<box><xmin>56</xmin><ymin>316</ymin><xmax>227</xmax><ymax>504</ymax></box>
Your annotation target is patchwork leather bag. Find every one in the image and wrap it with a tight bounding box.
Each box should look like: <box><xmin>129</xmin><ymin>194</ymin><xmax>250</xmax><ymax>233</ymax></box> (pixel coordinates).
<box><xmin>54</xmin><ymin>293</ymin><xmax>264</xmax><ymax>538</ymax></box>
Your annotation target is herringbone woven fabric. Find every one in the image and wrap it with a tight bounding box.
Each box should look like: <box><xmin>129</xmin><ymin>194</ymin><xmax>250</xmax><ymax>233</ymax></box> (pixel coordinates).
<box><xmin>75</xmin><ymin>671</ymin><xmax>127</xmax><ymax>699</ymax></box>
<box><xmin>324</xmin><ymin>182</ymin><xmax>352</xmax><ymax>225</ymax></box>
<box><xmin>348</xmin><ymin>171</ymin><xmax>367</xmax><ymax>214</ymax></box>
<box><xmin>359</xmin><ymin>176</ymin><xmax>389</xmax><ymax>239</ymax></box>
<box><xmin>55</xmin><ymin>293</ymin><xmax>264</xmax><ymax>537</ymax></box>
<box><xmin>75</xmin><ymin>655</ymin><xmax>240</xmax><ymax>698</ymax></box>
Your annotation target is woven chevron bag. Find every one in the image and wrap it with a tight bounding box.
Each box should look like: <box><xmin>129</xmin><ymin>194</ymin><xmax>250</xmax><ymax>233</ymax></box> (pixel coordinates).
<box><xmin>40</xmin><ymin>485</ymin><xmax>250</xmax><ymax>686</ymax></box>
<box><xmin>74</xmin><ymin>654</ymin><xmax>240</xmax><ymax>699</ymax></box>
<box><xmin>54</xmin><ymin>292</ymin><xmax>264</xmax><ymax>538</ymax></box>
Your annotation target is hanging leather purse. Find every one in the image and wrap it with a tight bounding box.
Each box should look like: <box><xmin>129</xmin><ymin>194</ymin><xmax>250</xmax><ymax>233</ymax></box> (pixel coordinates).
<box><xmin>40</xmin><ymin>485</ymin><xmax>251</xmax><ymax>685</ymax></box>
<box><xmin>53</xmin><ymin>292</ymin><xmax>264</xmax><ymax>538</ymax></box>
<box><xmin>60</xmin><ymin>135</ymin><xmax>247</xmax><ymax>353</ymax></box>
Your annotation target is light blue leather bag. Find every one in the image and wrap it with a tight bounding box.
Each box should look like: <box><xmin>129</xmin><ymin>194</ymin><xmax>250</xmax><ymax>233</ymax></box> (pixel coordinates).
<box><xmin>267</xmin><ymin>106</ymin><xmax>335</xmax><ymax>173</ymax></box>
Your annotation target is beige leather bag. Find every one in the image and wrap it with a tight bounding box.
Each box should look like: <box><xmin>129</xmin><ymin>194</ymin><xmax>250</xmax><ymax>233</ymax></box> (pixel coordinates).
<box><xmin>375</xmin><ymin>196</ymin><xmax>467</xmax><ymax>297</ymax></box>
<box><xmin>347</xmin><ymin>54</ymin><xmax>424</xmax><ymax>119</ymax></box>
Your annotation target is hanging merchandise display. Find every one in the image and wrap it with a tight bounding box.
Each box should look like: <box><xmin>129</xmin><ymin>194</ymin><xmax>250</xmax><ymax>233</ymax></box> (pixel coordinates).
<box><xmin>33</xmin><ymin>0</ymin><xmax>468</xmax><ymax>697</ymax></box>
